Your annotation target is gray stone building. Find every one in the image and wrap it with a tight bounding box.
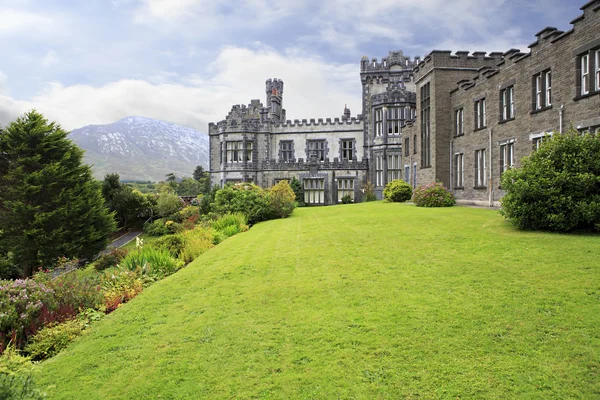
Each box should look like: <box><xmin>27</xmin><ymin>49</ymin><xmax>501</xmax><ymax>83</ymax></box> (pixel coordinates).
<box><xmin>210</xmin><ymin>0</ymin><xmax>600</xmax><ymax>206</ymax></box>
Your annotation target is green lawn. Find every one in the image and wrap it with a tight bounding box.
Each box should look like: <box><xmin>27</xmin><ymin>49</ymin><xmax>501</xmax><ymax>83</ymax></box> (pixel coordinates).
<box><xmin>36</xmin><ymin>203</ymin><xmax>600</xmax><ymax>399</ymax></box>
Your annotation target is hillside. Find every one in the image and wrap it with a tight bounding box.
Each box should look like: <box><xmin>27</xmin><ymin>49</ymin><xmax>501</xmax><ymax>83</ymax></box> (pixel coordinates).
<box><xmin>35</xmin><ymin>203</ymin><xmax>600</xmax><ymax>398</ymax></box>
<box><xmin>69</xmin><ymin>116</ymin><xmax>209</xmax><ymax>181</ymax></box>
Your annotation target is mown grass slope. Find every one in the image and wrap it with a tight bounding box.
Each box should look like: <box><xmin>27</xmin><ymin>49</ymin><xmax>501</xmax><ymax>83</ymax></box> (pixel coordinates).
<box><xmin>36</xmin><ymin>203</ymin><xmax>600</xmax><ymax>399</ymax></box>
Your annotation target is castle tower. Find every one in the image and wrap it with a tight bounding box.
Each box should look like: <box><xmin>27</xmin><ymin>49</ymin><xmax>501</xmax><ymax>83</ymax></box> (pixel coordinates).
<box><xmin>266</xmin><ymin>78</ymin><xmax>285</xmax><ymax>122</ymax></box>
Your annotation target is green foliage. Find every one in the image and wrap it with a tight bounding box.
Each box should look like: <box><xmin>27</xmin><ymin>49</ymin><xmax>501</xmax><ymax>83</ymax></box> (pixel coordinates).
<box><xmin>289</xmin><ymin>177</ymin><xmax>304</xmax><ymax>206</ymax></box>
<box><xmin>269</xmin><ymin>181</ymin><xmax>296</xmax><ymax>218</ymax></box>
<box><xmin>156</xmin><ymin>191</ymin><xmax>182</xmax><ymax>218</ymax></box>
<box><xmin>177</xmin><ymin>228</ymin><xmax>214</xmax><ymax>265</ymax></box>
<box><xmin>121</xmin><ymin>247</ymin><xmax>180</xmax><ymax>278</ymax></box>
<box><xmin>176</xmin><ymin>177</ymin><xmax>202</xmax><ymax>196</ymax></box>
<box><xmin>0</xmin><ymin>344</ymin><xmax>35</xmax><ymax>376</ymax></box>
<box><xmin>363</xmin><ymin>181</ymin><xmax>377</xmax><ymax>202</ymax></box>
<box><xmin>412</xmin><ymin>181</ymin><xmax>455</xmax><ymax>207</ymax></box>
<box><xmin>192</xmin><ymin>165</ymin><xmax>211</xmax><ymax>195</ymax></box>
<box><xmin>102</xmin><ymin>174</ymin><xmax>150</xmax><ymax>229</ymax></box>
<box><xmin>0</xmin><ymin>111</ymin><xmax>116</xmax><ymax>276</ymax></box>
<box><xmin>101</xmin><ymin>269</ymin><xmax>143</xmax><ymax>312</ymax></box>
<box><xmin>383</xmin><ymin>179</ymin><xmax>413</xmax><ymax>202</ymax></box>
<box><xmin>143</xmin><ymin>219</ymin><xmax>170</xmax><ymax>236</ymax></box>
<box><xmin>23</xmin><ymin>319</ymin><xmax>85</xmax><ymax>361</ymax></box>
<box><xmin>94</xmin><ymin>248</ymin><xmax>128</xmax><ymax>271</ymax></box>
<box><xmin>199</xmin><ymin>187</ymin><xmax>218</xmax><ymax>215</ymax></box>
<box><xmin>152</xmin><ymin>235</ymin><xmax>186</xmax><ymax>258</ymax></box>
<box><xmin>341</xmin><ymin>194</ymin><xmax>353</xmax><ymax>204</ymax></box>
<box><xmin>212</xmin><ymin>183</ymin><xmax>271</xmax><ymax>225</ymax></box>
<box><xmin>0</xmin><ymin>254</ymin><xmax>21</xmax><ymax>280</ymax></box>
<box><xmin>500</xmin><ymin>130</ymin><xmax>600</xmax><ymax>232</ymax></box>
<box><xmin>211</xmin><ymin>213</ymin><xmax>248</xmax><ymax>232</ymax></box>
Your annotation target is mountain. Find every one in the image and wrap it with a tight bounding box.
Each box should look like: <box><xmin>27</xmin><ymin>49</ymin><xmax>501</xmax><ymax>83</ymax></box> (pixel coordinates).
<box><xmin>69</xmin><ymin>116</ymin><xmax>209</xmax><ymax>182</ymax></box>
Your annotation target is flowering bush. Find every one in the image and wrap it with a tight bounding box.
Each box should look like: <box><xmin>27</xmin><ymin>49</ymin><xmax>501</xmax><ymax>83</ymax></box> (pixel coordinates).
<box><xmin>412</xmin><ymin>181</ymin><xmax>455</xmax><ymax>207</ymax></box>
<box><xmin>0</xmin><ymin>279</ymin><xmax>55</xmax><ymax>350</ymax></box>
<box><xmin>102</xmin><ymin>270</ymin><xmax>143</xmax><ymax>312</ymax></box>
<box><xmin>383</xmin><ymin>179</ymin><xmax>413</xmax><ymax>202</ymax></box>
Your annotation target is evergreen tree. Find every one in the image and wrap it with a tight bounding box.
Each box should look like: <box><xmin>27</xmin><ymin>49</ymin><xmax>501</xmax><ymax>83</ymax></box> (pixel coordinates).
<box><xmin>102</xmin><ymin>173</ymin><xmax>150</xmax><ymax>229</ymax></box>
<box><xmin>0</xmin><ymin>111</ymin><xmax>116</xmax><ymax>276</ymax></box>
<box><xmin>192</xmin><ymin>165</ymin><xmax>210</xmax><ymax>195</ymax></box>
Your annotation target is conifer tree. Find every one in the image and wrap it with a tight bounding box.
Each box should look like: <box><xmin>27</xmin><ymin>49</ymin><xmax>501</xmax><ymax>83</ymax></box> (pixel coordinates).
<box><xmin>0</xmin><ymin>111</ymin><xmax>116</xmax><ymax>277</ymax></box>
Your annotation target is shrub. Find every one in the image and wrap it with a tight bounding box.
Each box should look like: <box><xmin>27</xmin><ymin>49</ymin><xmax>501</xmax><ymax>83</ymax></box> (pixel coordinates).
<box><xmin>211</xmin><ymin>213</ymin><xmax>248</xmax><ymax>232</ymax></box>
<box><xmin>156</xmin><ymin>191</ymin><xmax>182</xmax><ymax>218</ymax></box>
<box><xmin>500</xmin><ymin>130</ymin><xmax>600</xmax><ymax>232</ymax></box>
<box><xmin>37</xmin><ymin>270</ymin><xmax>103</xmax><ymax>319</ymax></box>
<box><xmin>165</xmin><ymin>221</ymin><xmax>184</xmax><ymax>235</ymax></box>
<box><xmin>102</xmin><ymin>269</ymin><xmax>143</xmax><ymax>312</ymax></box>
<box><xmin>341</xmin><ymin>194</ymin><xmax>353</xmax><ymax>204</ymax></box>
<box><xmin>212</xmin><ymin>183</ymin><xmax>271</xmax><ymax>225</ymax></box>
<box><xmin>0</xmin><ymin>346</ymin><xmax>44</xmax><ymax>400</ymax></box>
<box><xmin>152</xmin><ymin>235</ymin><xmax>186</xmax><ymax>258</ymax></box>
<box><xmin>211</xmin><ymin>230</ymin><xmax>226</xmax><ymax>245</ymax></box>
<box><xmin>121</xmin><ymin>247</ymin><xmax>180</xmax><ymax>278</ymax></box>
<box><xmin>0</xmin><ymin>255</ymin><xmax>21</xmax><ymax>280</ymax></box>
<box><xmin>269</xmin><ymin>181</ymin><xmax>296</xmax><ymax>218</ymax></box>
<box><xmin>23</xmin><ymin>319</ymin><xmax>85</xmax><ymax>361</ymax></box>
<box><xmin>412</xmin><ymin>182</ymin><xmax>455</xmax><ymax>207</ymax></box>
<box><xmin>383</xmin><ymin>180</ymin><xmax>413</xmax><ymax>202</ymax></box>
<box><xmin>143</xmin><ymin>219</ymin><xmax>170</xmax><ymax>236</ymax></box>
<box><xmin>363</xmin><ymin>181</ymin><xmax>376</xmax><ymax>202</ymax></box>
<box><xmin>290</xmin><ymin>177</ymin><xmax>304</xmax><ymax>206</ymax></box>
<box><xmin>94</xmin><ymin>248</ymin><xmax>128</xmax><ymax>271</ymax></box>
<box><xmin>178</xmin><ymin>228</ymin><xmax>214</xmax><ymax>265</ymax></box>
<box><xmin>0</xmin><ymin>279</ymin><xmax>56</xmax><ymax>350</ymax></box>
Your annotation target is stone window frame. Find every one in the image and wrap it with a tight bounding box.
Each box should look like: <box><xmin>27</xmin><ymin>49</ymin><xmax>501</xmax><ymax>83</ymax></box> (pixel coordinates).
<box><xmin>373</xmin><ymin>108</ymin><xmax>384</xmax><ymax>137</ymax></box>
<box><xmin>305</xmin><ymin>139</ymin><xmax>329</xmax><ymax>162</ymax></box>
<box><xmin>529</xmin><ymin>131</ymin><xmax>553</xmax><ymax>151</ymax></box>
<box><xmin>531</xmin><ymin>69</ymin><xmax>552</xmax><ymax>113</ymax></box>
<box><xmin>300</xmin><ymin>173</ymin><xmax>328</xmax><ymax>205</ymax></box>
<box><xmin>336</xmin><ymin>176</ymin><xmax>356</xmax><ymax>203</ymax></box>
<box><xmin>386</xmin><ymin>106</ymin><xmax>403</xmax><ymax>135</ymax></box>
<box><xmin>223</xmin><ymin>139</ymin><xmax>254</xmax><ymax>164</ymax></box>
<box><xmin>420</xmin><ymin>82</ymin><xmax>431</xmax><ymax>167</ymax></box>
<box><xmin>413</xmin><ymin>134</ymin><xmax>417</xmax><ymax>154</ymax></box>
<box><xmin>278</xmin><ymin>140</ymin><xmax>295</xmax><ymax>163</ymax></box>
<box><xmin>454</xmin><ymin>152</ymin><xmax>464</xmax><ymax>189</ymax></box>
<box><xmin>474</xmin><ymin>148</ymin><xmax>487</xmax><ymax>189</ymax></box>
<box><xmin>454</xmin><ymin>106</ymin><xmax>464</xmax><ymax>137</ymax></box>
<box><xmin>387</xmin><ymin>153</ymin><xmax>401</xmax><ymax>182</ymax></box>
<box><xmin>499</xmin><ymin>81</ymin><xmax>516</xmax><ymax>123</ymax></box>
<box><xmin>224</xmin><ymin>141</ymin><xmax>244</xmax><ymax>164</ymax></box>
<box><xmin>338</xmin><ymin>138</ymin><xmax>357</xmax><ymax>161</ymax></box>
<box><xmin>473</xmin><ymin>95</ymin><xmax>486</xmax><ymax>131</ymax></box>
<box><xmin>573</xmin><ymin>38</ymin><xmax>600</xmax><ymax>100</ymax></box>
<box><xmin>404</xmin><ymin>137</ymin><xmax>410</xmax><ymax>156</ymax></box>
<box><xmin>375</xmin><ymin>153</ymin><xmax>384</xmax><ymax>187</ymax></box>
<box><xmin>499</xmin><ymin>138</ymin><xmax>516</xmax><ymax>178</ymax></box>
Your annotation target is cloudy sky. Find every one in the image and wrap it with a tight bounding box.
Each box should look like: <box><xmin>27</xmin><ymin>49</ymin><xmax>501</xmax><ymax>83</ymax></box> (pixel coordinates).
<box><xmin>0</xmin><ymin>0</ymin><xmax>581</xmax><ymax>132</ymax></box>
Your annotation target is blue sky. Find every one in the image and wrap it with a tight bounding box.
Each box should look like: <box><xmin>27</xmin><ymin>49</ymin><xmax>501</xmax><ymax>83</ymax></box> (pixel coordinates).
<box><xmin>0</xmin><ymin>0</ymin><xmax>582</xmax><ymax>131</ymax></box>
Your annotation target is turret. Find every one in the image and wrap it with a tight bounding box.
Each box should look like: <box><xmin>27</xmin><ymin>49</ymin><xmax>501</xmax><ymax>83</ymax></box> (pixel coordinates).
<box><xmin>265</xmin><ymin>78</ymin><xmax>284</xmax><ymax>122</ymax></box>
<box><xmin>342</xmin><ymin>105</ymin><xmax>351</xmax><ymax>121</ymax></box>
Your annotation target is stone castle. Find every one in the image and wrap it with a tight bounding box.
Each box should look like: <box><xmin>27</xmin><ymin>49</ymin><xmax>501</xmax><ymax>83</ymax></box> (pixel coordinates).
<box><xmin>209</xmin><ymin>1</ymin><xmax>600</xmax><ymax>206</ymax></box>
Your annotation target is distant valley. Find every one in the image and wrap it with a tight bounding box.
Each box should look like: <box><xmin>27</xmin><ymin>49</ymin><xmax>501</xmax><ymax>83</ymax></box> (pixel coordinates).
<box><xmin>69</xmin><ymin>116</ymin><xmax>209</xmax><ymax>182</ymax></box>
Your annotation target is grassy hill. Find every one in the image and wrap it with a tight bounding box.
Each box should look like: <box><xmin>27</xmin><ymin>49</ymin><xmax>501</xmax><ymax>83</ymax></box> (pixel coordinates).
<box><xmin>36</xmin><ymin>203</ymin><xmax>600</xmax><ymax>399</ymax></box>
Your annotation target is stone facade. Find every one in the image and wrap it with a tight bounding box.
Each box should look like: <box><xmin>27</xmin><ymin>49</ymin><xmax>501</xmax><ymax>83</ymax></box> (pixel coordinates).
<box><xmin>209</xmin><ymin>79</ymin><xmax>368</xmax><ymax>205</ymax></box>
<box><xmin>210</xmin><ymin>1</ymin><xmax>600</xmax><ymax>206</ymax></box>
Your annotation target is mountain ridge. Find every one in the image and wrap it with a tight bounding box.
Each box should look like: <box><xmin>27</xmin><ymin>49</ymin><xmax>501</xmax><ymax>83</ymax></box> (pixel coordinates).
<box><xmin>69</xmin><ymin>116</ymin><xmax>209</xmax><ymax>182</ymax></box>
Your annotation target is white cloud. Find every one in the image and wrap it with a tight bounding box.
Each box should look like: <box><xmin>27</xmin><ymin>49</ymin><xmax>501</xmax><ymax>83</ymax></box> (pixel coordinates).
<box><xmin>0</xmin><ymin>9</ymin><xmax>56</xmax><ymax>36</ymax></box>
<box><xmin>0</xmin><ymin>45</ymin><xmax>362</xmax><ymax>132</ymax></box>
<box><xmin>41</xmin><ymin>50</ymin><xmax>59</xmax><ymax>67</ymax></box>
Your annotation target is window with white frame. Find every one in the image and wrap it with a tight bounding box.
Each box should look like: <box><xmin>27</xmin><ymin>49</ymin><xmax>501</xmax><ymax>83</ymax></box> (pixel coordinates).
<box><xmin>225</xmin><ymin>141</ymin><xmax>244</xmax><ymax>163</ymax></box>
<box><xmin>455</xmin><ymin>108</ymin><xmax>464</xmax><ymax>136</ymax></box>
<box><xmin>279</xmin><ymin>141</ymin><xmax>293</xmax><ymax>162</ymax></box>
<box><xmin>454</xmin><ymin>153</ymin><xmax>464</xmax><ymax>188</ymax></box>
<box><xmin>340</xmin><ymin>140</ymin><xmax>354</xmax><ymax>161</ymax></box>
<box><xmin>581</xmin><ymin>53</ymin><xmax>590</xmax><ymax>95</ymax></box>
<box><xmin>533</xmin><ymin>70</ymin><xmax>551</xmax><ymax>110</ymax></box>
<box><xmin>474</xmin><ymin>98</ymin><xmax>486</xmax><ymax>130</ymax></box>
<box><xmin>387</xmin><ymin>154</ymin><xmax>400</xmax><ymax>182</ymax></box>
<box><xmin>474</xmin><ymin>149</ymin><xmax>487</xmax><ymax>187</ymax></box>
<box><xmin>387</xmin><ymin>107</ymin><xmax>401</xmax><ymax>135</ymax></box>
<box><xmin>374</xmin><ymin>109</ymin><xmax>383</xmax><ymax>137</ymax></box>
<box><xmin>530</xmin><ymin>132</ymin><xmax>553</xmax><ymax>150</ymax></box>
<box><xmin>246</xmin><ymin>141</ymin><xmax>253</xmax><ymax>163</ymax></box>
<box><xmin>303</xmin><ymin>178</ymin><xmax>324</xmax><ymax>204</ymax></box>
<box><xmin>499</xmin><ymin>141</ymin><xmax>515</xmax><ymax>175</ymax></box>
<box><xmin>337</xmin><ymin>179</ymin><xmax>354</xmax><ymax>202</ymax></box>
<box><xmin>596</xmin><ymin>50</ymin><xmax>600</xmax><ymax>91</ymax></box>
<box><xmin>375</xmin><ymin>155</ymin><xmax>383</xmax><ymax>187</ymax></box>
<box><xmin>500</xmin><ymin>86</ymin><xmax>515</xmax><ymax>121</ymax></box>
<box><xmin>307</xmin><ymin>140</ymin><xmax>326</xmax><ymax>162</ymax></box>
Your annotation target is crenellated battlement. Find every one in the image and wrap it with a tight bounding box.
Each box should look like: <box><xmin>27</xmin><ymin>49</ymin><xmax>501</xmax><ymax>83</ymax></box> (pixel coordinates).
<box><xmin>272</xmin><ymin>116</ymin><xmax>363</xmax><ymax>128</ymax></box>
<box><xmin>413</xmin><ymin>50</ymin><xmax>504</xmax><ymax>77</ymax></box>
<box><xmin>360</xmin><ymin>50</ymin><xmax>421</xmax><ymax>73</ymax></box>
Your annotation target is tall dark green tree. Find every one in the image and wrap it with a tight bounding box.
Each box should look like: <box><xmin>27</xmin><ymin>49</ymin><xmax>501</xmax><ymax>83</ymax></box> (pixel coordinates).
<box><xmin>0</xmin><ymin>111</ymin><xmax>116</xmax><ymax>276</ymax></box>
<box><xmin>102</xmin><ymin>173</ymin><xmax>150</xmax><ymax>229</ymax></box>
<box><xmin>192</xmin><ymin>165</ymin><xmax>210</xmax><ymax>195</ymax></box>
